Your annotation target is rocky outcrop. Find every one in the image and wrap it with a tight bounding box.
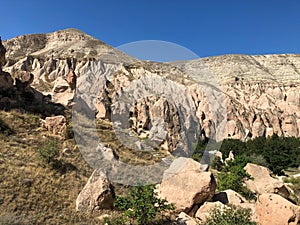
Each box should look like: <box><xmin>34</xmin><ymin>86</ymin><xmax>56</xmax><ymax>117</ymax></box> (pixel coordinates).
<box><xmin>66</xmin><ymin>68</ymin><xmax>77</xmax><ymax>90</ymax></box>
<box><xmin>76</xmin><ymin>169</ymin><xmax>115</xmax><ymax>212</ymax></box>
<box><xmin>0</xmin><ymin>37</ymin><xmax>6</xmax><ymax>70</ymax></box>
<box><xmin>45</xmin><ymin>115</ymin><xmax>67</xmax><ymax>136</ymax></box>
<box><xmin>14</xmin><ymin>70</ymin><xmax>34</xmax><ymax>91</ymax></box>
<box><xmin>156</xmin><ymin>157</ymin><xmax>216</xmax><ymax>214</ymax></box>
<box><xmin>255</xmin><ymin>194</ymin><xmax>300</xmax><ymax>225</ymax></box>
<box><xmin>0</xmin><ymin>71</ymin><xmax>13</xmax><ymax>91</ymax></box>
<box><xmin>3</xmin><ymin>29</ymin><xmax>300</xmax><ymax>143</ymax></box>
<box><xmin>244</xmin><ymin>163</ymin><xmax>290</xmax><ymax>198</ymax></box>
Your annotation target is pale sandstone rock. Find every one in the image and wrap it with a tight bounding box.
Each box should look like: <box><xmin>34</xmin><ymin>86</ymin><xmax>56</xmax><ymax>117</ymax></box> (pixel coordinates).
<box><xmin>244</xmin><ymin>163</ymin><xmax>290</xmax><ymax>198</ymax></box>
<box><xmin>3</xmin><ymin>29</ymin><xmax>300</xmax><ymax>143</ymax></box>
<box><xmin>53</xmin><ymin>76</ymin><xmax>69</xmax><ymax>93</ymax></box>
<box><xmin>156</xmin><ymin>157</ymin><xmax>216</xmax><ymax>213</ymax></box>
<box><xmin>255</xmin><ymin>194</ymin><xmax>300</xmax><ymax>225</ymax></box>
<box><xmin>175</xmin><ymin>212</ymin><xmax>198</xmax><ymax>225</ymax></box>
<box><xmin>76</xmin><ymin>169</ymin><xmax>115</xmax><ymax>212</ymax></box>
<box><xmin>195</xmin><ymin>201</ymin><xmax>225</xmax><ymax>223</ymax></box>
<box><xmin>212</xmin><ymin>189</ymin><xmax>247</xmax><ymax>205</ymax></box>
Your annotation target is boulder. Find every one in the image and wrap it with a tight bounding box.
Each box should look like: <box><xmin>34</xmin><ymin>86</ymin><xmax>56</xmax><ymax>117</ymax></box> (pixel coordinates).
<box><xmin>212</xmin><ymin>189</ymin><xmax>247</xmax><ymax>205</ymax></box>
<box><xmin>76</xmin><ymin>169</ymin><xmax>115</xmax><ymax>212</ymax></box>
<box><xmin>195</xmin><ymin>201</ymin><xmax>225</xmax><ymax>223</ymax></box>
<box><xmin>255</xmin><ymin>194</ymin><xmax>300</xmax><ymax>225</ymax></box>
<box><xmin>0</xmin><ymin>71</ymin><xmax>13</xmax><ymax>91</ymax></box>
<box><xmin>156</xmin><ymin>157</ymin><xmax>216</xmax><ymax>214</ymax></box>
<box><xmin>45</xmin><ymin>115</ymin><xmax>67</xmax><ymax>136</ymax></box>
<box><xmin>244</xmin><ymin>163</ymin><xmax>290</xmax><ymax>198</ymax></box>
<box><xmin>14</xmin><ymin>70</ymin><xmax>34</xmax><ymax>91</ymax></box>
<box><xmin>53</xmin><ymin>77</ymin><xmax>69</xmax><ymax>93</ymax></box>
<box><xmin>175</xmin><ymin>212</ymin><xmax>198</xmax><ymax>225</ymax></box>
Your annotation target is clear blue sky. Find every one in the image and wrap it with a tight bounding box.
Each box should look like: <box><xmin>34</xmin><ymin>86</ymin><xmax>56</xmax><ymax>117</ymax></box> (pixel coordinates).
<box><xmin>1</xmin><ymin>0</ymin><xmax>300</xmax><ymax>58</ymax></box>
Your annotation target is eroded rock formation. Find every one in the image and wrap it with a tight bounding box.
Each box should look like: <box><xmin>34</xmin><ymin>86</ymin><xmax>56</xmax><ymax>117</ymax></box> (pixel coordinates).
<box><xmin>2</xmin><ymin>29</ymin><xmax>300</xmax><ymax>151</ymax></box>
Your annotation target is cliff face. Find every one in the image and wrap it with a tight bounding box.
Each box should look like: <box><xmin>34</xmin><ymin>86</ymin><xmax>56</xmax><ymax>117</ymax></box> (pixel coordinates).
<box><xmin>2</xmin><ymin>29</ymin><xmax>300</xmax><ymax>152</ymax></box>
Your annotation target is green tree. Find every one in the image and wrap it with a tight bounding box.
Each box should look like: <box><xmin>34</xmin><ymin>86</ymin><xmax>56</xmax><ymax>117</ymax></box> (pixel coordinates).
<box><xmin>114</xmin><ymin>185</ymin><xmax>174</xmax><ymax>225</ymax></box>
<box><xmin>217</xmin><ymin>156</ymin><xmax>256</xmax><ymax>200</ymax></box>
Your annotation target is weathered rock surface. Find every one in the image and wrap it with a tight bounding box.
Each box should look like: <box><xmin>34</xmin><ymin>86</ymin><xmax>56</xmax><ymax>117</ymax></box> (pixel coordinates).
<box><xmin>0</xmin><ymin>71</ymin><xmax>13</xmax><ymax>91</ymax></box>
<box><xmin>255</xmin><ymin>194</ymin><xmax>300</xmax><ymax>225</ymax></box>
<box><xmin>175</xmin><ymin>212</ymin><xmax>198</xmax><ymax>225</ymax></box>
<box><xmin>244</xmin><ymin>163</ymin><xmax>290</xmax><ymax>198</ymax></box>
<box><xmin>156</xmin><ymin>157</ymin><xmax>216</xmax><ymax>214</ymax></box>
<box><xmin>195</xmin><ymin>201</ymin><xmax>225</xmax><ymax>223</ymax></box>
<box><xmin>76</xmin><ymin>169</ymin><xmax>115</xmax><ymax>212</ymax></box>
<box><xmin>2</xmin><ymin>29</ymin><xmax>300</xmax><ymax>148</ymax></box>
<box><xmin>66</xmin><ymin>68</ymin><xmax>77</xmax><ymax>90</ymax></box>
<box><xmin>0</xmin><ymin>37</ymin><xmax>6</xmax><ymax>70</ymax></box>
<box><xmin>212</xmin><ymin>189</ymin><xmax>247</xmax><ymax>205</ymax></box>
<box><xmin>14</xmin><ymin>70</ymin><xmax>34</xmax><ymax>91</ymax></box>
<box><xmin>45</xmin><ymin>115</ymin><xmax>67</xmax><ymax>136</ymax></box>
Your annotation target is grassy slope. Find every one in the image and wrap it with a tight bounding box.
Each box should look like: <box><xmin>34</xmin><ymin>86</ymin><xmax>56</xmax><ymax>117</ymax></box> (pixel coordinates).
<box><xmin>0</xmin><ymin>110</ymin><xmax>103</xmax><ymax>225</ymax></box>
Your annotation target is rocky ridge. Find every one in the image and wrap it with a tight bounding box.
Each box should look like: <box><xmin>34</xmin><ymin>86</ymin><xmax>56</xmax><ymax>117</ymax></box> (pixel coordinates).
<box><xmin>3</xmin><ymin>29</ymin><xmax>300</xmax><ymax>152</ymax></box>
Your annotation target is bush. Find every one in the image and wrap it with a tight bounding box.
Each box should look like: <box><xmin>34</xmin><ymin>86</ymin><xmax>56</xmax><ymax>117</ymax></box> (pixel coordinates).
<box><xmin>114</xmin><ymin>184</ymin><xmax>174</xmax><ymax>225</ymax></box>
<box><xmin>217</xmin><ymin>156</ymin><xmax>256</xmax><ymax>200</ymax></box>
<box><xmin>204</xmin><ymin>204</ymin><xmax>257</xmax><ymax>225</ymax></box>
<box><xmin>37</xmin><ymin>139</ymin><xmax>60</xmax><ymax>167</ymax></box>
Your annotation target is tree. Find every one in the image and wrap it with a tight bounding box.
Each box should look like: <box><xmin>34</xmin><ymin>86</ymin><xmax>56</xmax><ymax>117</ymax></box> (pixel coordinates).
<box><xmin>217</xmin><ymin>156</ymin><xmax>256</xmax><ymax>200</ymax></box>
<box><xmin>114</xmin><ymin>185</ymin><xmax>174</xmax><ymax>225</ymax></box>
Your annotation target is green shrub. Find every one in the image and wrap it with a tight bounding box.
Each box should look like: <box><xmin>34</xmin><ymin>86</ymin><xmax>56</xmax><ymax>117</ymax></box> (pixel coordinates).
<box><xmin>114</xmin><ymin>184</ymin><xmax>174</xmax><ymax>225</ymax></box>
<box><xmin>283</xmin><ymin>176</ymin><xmax>300</xmax><ymax>204</ymax></box>
<box><xmin>37</xmin><ymin>139</ymin><xmax>60</xmax><ymax>167</ymax></box>
<box><xmin>210</xmin><ymin>156</ymin><xmax>224</xmax><ymax>171</ymax></box>
<box><xmin>217</xmin><ymin>156</ymin><xmax>256</xmax><ymax>200</ymax></box>
<box><xmin>204</xmin><ymin>204</ymin><xmax>257</xmax><ymax>225</ymax></box>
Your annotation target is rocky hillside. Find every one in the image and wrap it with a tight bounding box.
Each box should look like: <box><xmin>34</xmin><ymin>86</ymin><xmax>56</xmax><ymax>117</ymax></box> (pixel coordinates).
<box><xmin>2</xmin><ymin>29</ymin><xmax>300</xmax><ymax>152</ymax></box>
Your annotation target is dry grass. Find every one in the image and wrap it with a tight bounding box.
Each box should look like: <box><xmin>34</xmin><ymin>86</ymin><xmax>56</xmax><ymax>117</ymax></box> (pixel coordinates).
<box><xmin>0</xmin><ymin>110</ymin><xmax>102</xmax><ymax>224</ymax></box>
<box><xmin>0</xmin><ymin>109</ymin><xmax>174</xmax><ymax>224</ymax></box>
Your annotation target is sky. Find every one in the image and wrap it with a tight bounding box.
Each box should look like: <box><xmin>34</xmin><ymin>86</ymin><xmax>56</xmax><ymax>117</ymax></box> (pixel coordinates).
<box><xmin>1</xmin><ymin>0</ymin><xmax>300</xmax><ymax>59</ymax></box>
